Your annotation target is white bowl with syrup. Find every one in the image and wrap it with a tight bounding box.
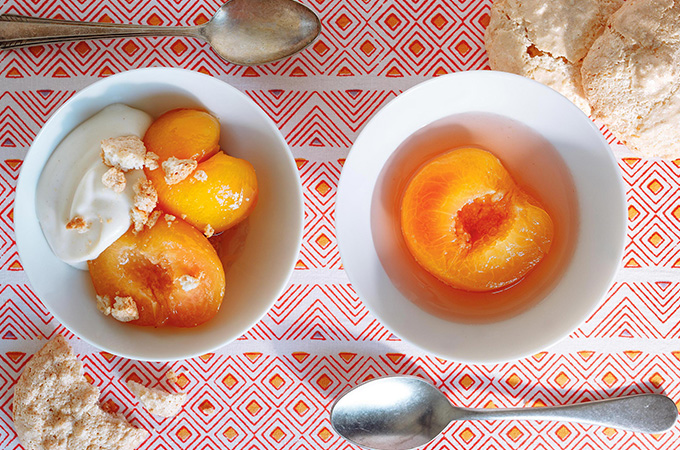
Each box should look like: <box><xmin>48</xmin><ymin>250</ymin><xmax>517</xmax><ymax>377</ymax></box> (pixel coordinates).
<box><xmin>15</xmin><ymin>68</ymin><xmax>303</xmax><ymax>361</ymax></box>
<box><xmin>336</xmin><ymin>71</ymin><xmax>626</xmax><ymax>364</ymax></box>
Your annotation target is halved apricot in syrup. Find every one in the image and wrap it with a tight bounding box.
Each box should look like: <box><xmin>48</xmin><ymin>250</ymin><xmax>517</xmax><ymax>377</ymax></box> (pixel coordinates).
<box><xmin>400</xmin><ymin>147</ymin><xmax>554</xmax><ymax>292</ymax></box>
<box><xmin>146</xmin><ymin>151</ymin><xmax>258</xmax><ymax>233</ymax></box>
<box><xmin>143</xmin><ymin>108</ymin><xmax>220</xmax><ymax>162</ymax></box>
<box><xmin>88</xmin><ymin>216</ymin><xmax>226</xmax><ymax>327</ymax></box>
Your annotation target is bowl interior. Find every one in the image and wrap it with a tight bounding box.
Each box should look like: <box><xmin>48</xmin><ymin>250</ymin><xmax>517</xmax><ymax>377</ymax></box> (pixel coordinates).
<box><xmin>371</xmin><ymin>112</ymin><xmax>579</xmax><ymax>324</ymax></box>
<box><xmin>336</xmin><ymin>71</ymin><xmax>626</xmax><ymax>364</ymax></box>
<box><xmin>15</xmin><ymin>68</ymin><xmax>302</xmax><ymax>361</ymax></box>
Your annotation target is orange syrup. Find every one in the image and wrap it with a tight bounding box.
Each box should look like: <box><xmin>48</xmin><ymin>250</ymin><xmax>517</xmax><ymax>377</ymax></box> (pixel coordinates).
<box><xmin>371</xmin><ymin>112</ymin><xmax>579</xmax><ymax>323</ymax></box>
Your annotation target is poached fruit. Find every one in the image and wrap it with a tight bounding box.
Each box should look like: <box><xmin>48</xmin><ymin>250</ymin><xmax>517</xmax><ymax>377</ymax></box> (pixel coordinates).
<box><xmin>146</xmin><ymin>151</ymin><xmax>258</xmax><ymax>233</ymax></box>
<box><xmin>142</xmin><ymin>108</ymin><xmax>220</xmax><ymax>162</ymax></box>
<box><xmin>400</xmin><ymin>147</ymin><xmax>554</xmax><ymax>292</ymax></box>
<box><xmin>88</xmin><ymin>108</ymin><xmax>259</xmax><ymax>328</ymax></box>
<box><xmin>143</xmin><ymin>108</ymin><xmax>258</xmax><ymax>233</ymax></box>
<box><xmin>88</xmin><ymin>216</ymin><xmax>226</xmax><ymax>327</ymax></box>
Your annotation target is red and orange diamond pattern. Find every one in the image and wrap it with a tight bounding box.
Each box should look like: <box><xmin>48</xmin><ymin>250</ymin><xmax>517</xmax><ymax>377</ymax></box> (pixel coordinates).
<box><xmin>1</xmin><ymin>0</ymin><xmax>680</xmax><ymax>449</ymax></box>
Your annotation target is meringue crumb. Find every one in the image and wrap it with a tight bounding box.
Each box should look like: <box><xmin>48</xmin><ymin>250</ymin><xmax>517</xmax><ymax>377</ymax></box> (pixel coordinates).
<box><xmin>130</xmin><ymin>177</ymin><xmax>157</xmax><ymax>233</ymax></box>
<box><xmin>193</xmin><ymin>170</ymin><xmax>208</xmax><ymax>182</ymax></box>
<box><xmin>178</xmin><ymin>274</ymin><xmax>201</xmax><ymax>292</ymax></box>
<box><xmin>166</xmin><ymin>370</ymin><xmax>179</xmax><ymax>384</ymax></box>
<box><xmin>96</xmin><ymin>295</ymin><xmax>112</xmax><ymax>316</ymax></box>
<box><xmin>164</xmin><ymin>214</ymin><xmax>176</xmax><ymax>227</ymax></box>
<box><xmin>133</xmin><ymin>178</ymin><xmax>158</xmax><ymax>214</ymax></box>
<box><xmin>111</xmin><ymin>296</ymin><xmax>139</xmax><ymax>322</ymax></box>
<box><xmin>127</xmin><ymin>380</ymin><xmax>186</xmax><ymax>418</ymax></box>
<box><xmin>101</xmin><ymin>167</ymin><xmax>126</xmax><ymax>193</ymax></box>
<box><xmin>130</xmin><ymin>208</ymin><xmax>148</xmax><ymax>234</ymax></box>
<box><xmin>162</xmin><ymin>157</ymin><xmax>197</xmax><ymax>185</ymax></box>
<box><xmin>144</xmin><ymin>152</ymin><xmax>159</xmax><ymax>170</ymax></box>
<box><xmin>101</xmin><ymin>136</ymin><xmax>146</xmax><ymax>171</ymax></box>
<box><xmin>12</xmin><ymin>336</ymin><xmax>149</xmax><ymax>450</ymax></box>
<box><xmin>146</xmin><ymin>210</ymin><xmax>162</xmax><ymax>229</ymax></box>
<box><xmin>204</xmin><ymin>224</ymin><xmax>214</xmax><ymax>238</ymax></box>
<box><xmin>66</xmin><ymin>215</ymin><xmax>90</xmax><ymax>233</ymax></box>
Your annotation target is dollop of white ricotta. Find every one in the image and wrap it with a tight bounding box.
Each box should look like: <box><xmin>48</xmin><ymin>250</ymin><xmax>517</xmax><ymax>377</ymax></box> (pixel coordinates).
<box><xmin>36</xmin><ymin>104</ymin><xmax>152</xmax><ymax>269</ymax></box>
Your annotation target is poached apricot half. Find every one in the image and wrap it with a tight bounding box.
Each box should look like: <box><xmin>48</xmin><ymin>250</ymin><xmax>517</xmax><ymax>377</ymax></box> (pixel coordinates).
<box><xmin>143</xmin><ymin>108</ymin><xmax>220</xmax><ymax>162</ymax></box>
<box><xmin>400</xmin><ymin>147</ymin><xmax>554</xmax><ymax>292</ymax></box>
<box><xmin>146</xmin><ymin>151</ymin><xmax>258</xmax><ymax>233</ymax></box>
<box><xmin>88</xmin><ymin>216</ymin><xmax>226</xmax><ymax>327</ymax></box>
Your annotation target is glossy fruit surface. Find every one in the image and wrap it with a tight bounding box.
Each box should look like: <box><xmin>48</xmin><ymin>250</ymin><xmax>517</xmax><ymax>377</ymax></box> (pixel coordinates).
<box><xmin>143</xmin><ymin>108</ymin><xmax>220</xmax><ymax>162</ymax></box>
<box><xmin>400</xmin><ymin>147</ymin><xmax>554</xmax><ymax>291</ymax></box>
<box><xmin>88</xmin><ymin>217</ymin><xmax>226</xmax><ymax>327</ymax></box>
<box><xmin>146</xmin><ymin>151</ymin><xmax>258</xmax><ymax>233</ymax></box>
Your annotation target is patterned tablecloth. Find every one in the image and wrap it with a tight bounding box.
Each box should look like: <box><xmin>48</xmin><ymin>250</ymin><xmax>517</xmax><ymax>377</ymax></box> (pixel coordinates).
<box><xmin>1</xmin><ymin>0</ymin><xmax>680</xmax><ymax>448</ymax></box>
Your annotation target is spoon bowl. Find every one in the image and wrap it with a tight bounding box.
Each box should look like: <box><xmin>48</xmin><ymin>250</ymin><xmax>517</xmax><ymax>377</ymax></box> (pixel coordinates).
<box><xmin>0</xmin><ymin>0</ymin><xmax>321</xmax><ymax>66</ymax></box>
<box><xmin>331</xmin><ymin>376</ymin><xmax>678</xmax><ymax>450</ymax></box>
<box><xmin>204</xmin><ymin>0</ymin><xmax>321</xmax><ymax>65</ymax></box>
<box><xmin>331</xmin><ymin>377</ymin><xmax>453</xmax><ymax>450</ymax></box>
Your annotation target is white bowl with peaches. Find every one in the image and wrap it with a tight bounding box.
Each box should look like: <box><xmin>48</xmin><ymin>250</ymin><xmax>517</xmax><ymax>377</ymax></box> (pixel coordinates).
<box><xmin>336</xmin><ymin>71</ymin><xmax>626</xmax><ymax>364</ymax></box>
<box><xmin>15</xmin><ymin>68</ymin><xmax>303</xmax><ymax>361</ymax></box>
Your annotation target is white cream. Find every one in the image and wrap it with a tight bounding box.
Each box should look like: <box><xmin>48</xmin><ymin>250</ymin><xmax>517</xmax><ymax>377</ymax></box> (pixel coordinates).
<box><xmin>36</xmin><ymin>104</ymin><xmax>152</xmax><ymax>269</ymax></box>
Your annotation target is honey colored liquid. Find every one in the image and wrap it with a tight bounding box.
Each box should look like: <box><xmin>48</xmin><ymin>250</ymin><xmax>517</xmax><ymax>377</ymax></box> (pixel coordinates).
<box><xmin>371</xmin><ymin>113</ymin><xmax>579</xmax><ymax>323</ymax></box>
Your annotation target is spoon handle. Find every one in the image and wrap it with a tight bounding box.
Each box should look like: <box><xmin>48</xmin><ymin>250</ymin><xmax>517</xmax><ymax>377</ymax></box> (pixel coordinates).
<box><xmin>0</xmin><ymin>14</ymin><xmax>202</xmax><ymax>50</ymax></box>
<box><xmin>456</xmin><ymin>394</ymin><xmax>677</xmax><ymax>434</ymax></box>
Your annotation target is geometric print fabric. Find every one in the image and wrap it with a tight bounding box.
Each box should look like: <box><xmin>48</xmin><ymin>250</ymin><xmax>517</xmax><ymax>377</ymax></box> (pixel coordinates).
<box><xmin>1</xmin><ymin>0</ymin><xmax>680</xmax><ymax>448</ymax></box>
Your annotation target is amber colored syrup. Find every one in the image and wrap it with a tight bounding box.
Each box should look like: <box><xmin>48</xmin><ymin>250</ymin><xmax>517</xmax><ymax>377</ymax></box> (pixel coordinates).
<box><xmin>371</xmin><ymin>112</ymin><xmax>579</xmax><ymax>324</ymax></box>
<box><xmin>211</xmin><ymin>218</ymin><xmax>250</xmax><ymax>272</ymax></box>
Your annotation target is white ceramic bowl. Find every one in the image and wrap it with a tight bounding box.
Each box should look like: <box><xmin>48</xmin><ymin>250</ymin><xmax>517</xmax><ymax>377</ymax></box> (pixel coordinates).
<box><xmin>15</xmin><ymin>68</ymin><xmax>303</xmax><ymax>361</ymax></box>
<box><xmin>336</xmin><ymin>71</ymin><xmax>626</xmax><ymax>364</ymax></box>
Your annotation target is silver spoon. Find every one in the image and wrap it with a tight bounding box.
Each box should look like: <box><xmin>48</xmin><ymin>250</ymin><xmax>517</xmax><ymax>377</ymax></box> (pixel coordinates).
<box><xmin>0</xmin><ymin>0</ymin><xmax>320</xmax><ymax>66</ymax></box>
<box><xmin>331</xmin><ymin>376</ymin><xmax>678</xmax><ymax>450</ymax></box>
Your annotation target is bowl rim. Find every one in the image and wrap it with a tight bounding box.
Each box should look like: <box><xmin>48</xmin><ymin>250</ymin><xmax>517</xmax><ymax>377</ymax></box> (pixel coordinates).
<box><xmin>14</xmin><ymin>67</ymin><xmax>303</xmax><ymax>361</ymax></box>
<box><xmin>336</xmin><ymin>70</ymin><xmax>626</xmax><ymax>364</ymax></box>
